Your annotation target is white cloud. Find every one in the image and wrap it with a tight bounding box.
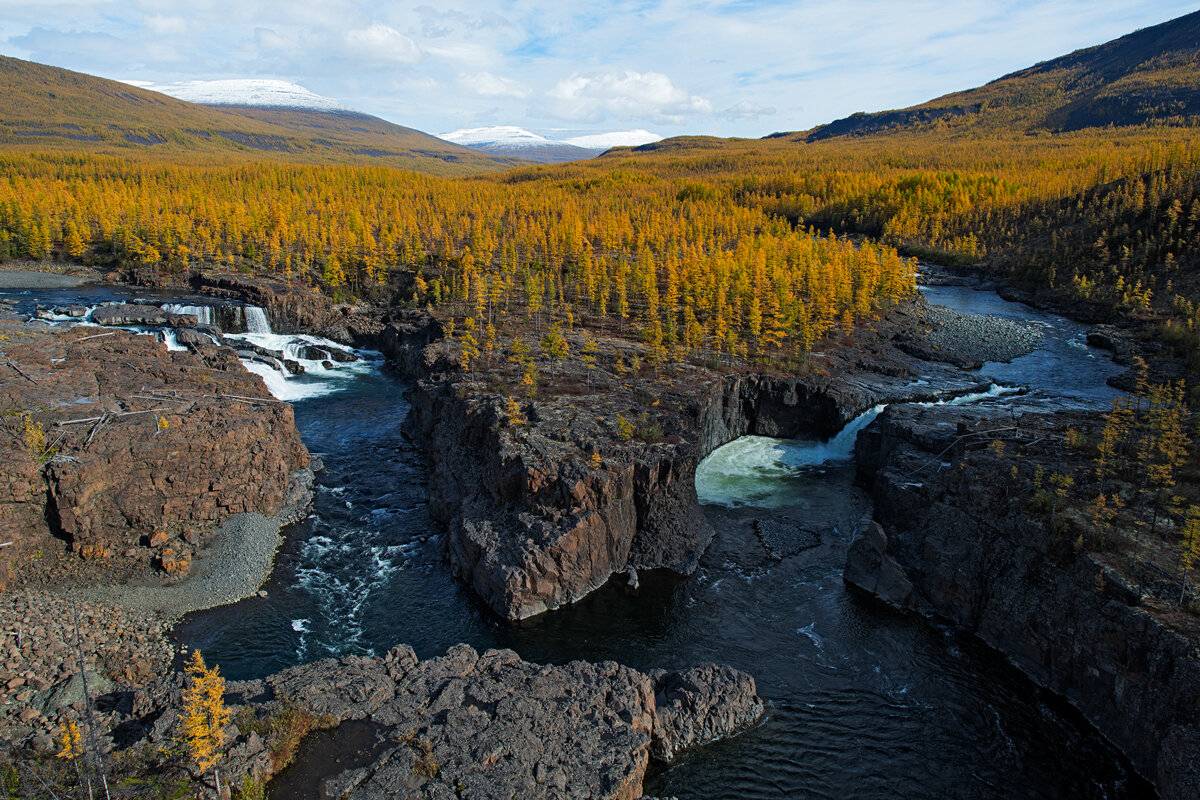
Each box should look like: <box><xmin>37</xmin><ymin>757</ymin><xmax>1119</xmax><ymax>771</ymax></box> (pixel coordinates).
<box><xmin>722</xmin><ymin>100</ymin><xmax>776</xmax><ymax>120</ymax></box>
<box><xmin>546</xmin><ymin>70</ymin><xmax>713</xmax><ymax>123</ymax></box>
<box><xmin>343</xmin><ymin>23</ymin><xmax>421</xmax><ymax>65</ymax></box>
<box><xmin>144</xmin><ymin>14</ymin><xmax>186</xmax><ymax>36</ymax></box>
<box><xmin>461</xmin><ymin>70</ymin><xmax>528</xmax><ymax>98</ymax></box>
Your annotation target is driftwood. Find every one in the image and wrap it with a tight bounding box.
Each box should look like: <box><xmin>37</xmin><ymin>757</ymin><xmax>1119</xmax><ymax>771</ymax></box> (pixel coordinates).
<box><xmin>3</xmin><ymin>361</ymin><xmax>37</xmax><ymax>384</ymax></box>
<box><xmin>55</xmin><ymin>409</ymin><xmax>169</xmax><ymax>426</ymax></box>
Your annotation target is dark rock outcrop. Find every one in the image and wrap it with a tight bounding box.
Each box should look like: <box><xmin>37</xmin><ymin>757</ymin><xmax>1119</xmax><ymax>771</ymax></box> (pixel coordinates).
<box><xmin>249</xmin><ymin>644</ymin><xmax>762</xmax><ymax>799</ymax></box>
<box><xmin>90</xmin><ymin>303</ymin><xmax>192</xmax><ymax>327</ymax></box>
<box><xmin>850</xmin><ymin>402</ymin><xmax>1200</xmax><ymax>800</ymax></box>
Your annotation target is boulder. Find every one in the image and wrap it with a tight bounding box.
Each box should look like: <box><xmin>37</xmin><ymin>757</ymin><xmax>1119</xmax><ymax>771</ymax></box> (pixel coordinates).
<box><xmin>843</xmin><ymin>520</ymin><xmax>914</xmax><ymax>609</ymax></box>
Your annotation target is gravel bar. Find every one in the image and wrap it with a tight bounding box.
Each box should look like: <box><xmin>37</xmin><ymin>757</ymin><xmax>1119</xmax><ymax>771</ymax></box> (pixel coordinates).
<box><xmin>81</xmin><ymin>489</ymin><xmax>312</xmax><ymax>621</ymax></box>
<box><xmin>0</xmin><ymin>269</ymin><xmax>86</xmax><ymax>289</ymax></box>
<box><xmin>921</xmin><ymin>303</ymin><xmax>1044</xmax><ymax>364</ymax></box>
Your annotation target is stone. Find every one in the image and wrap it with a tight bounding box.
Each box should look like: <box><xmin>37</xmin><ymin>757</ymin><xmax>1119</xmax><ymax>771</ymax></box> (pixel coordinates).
<box><xmin>266</xmin><ymin>645</ymin><xmax>763</xmax><ymax>800</ymax></box>
<box><xmin>650</xmin><ymin>664</ymin><xmax>764</xmax><ymax>762</ymax></box>
<box><xmin>38</xmin><ymin>670</ymin><xmax>114</xmax><ymax>716</ymax></box>
<box><xmin>843</xmin><ymin>521</ymin><xmax>914</xmax><ymax>609</ymax></box>
<box><xmin>159</xmin><ymin>546</ymin><xmax>191</xmax><ymax>576</ymax></box>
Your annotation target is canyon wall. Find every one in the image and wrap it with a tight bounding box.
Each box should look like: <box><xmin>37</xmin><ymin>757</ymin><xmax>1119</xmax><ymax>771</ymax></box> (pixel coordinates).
<box><xmin>848</xmin><ymin>403</ymin><xmax>1200</xmax><ymax>799</ymax></box>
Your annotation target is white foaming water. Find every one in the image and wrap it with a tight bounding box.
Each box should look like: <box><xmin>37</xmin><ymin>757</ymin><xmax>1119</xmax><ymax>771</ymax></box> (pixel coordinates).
<box><xmin>240</xmin><ymin>361</ymin><xmax>342</xmax><ymax>402</ymax></box>
<box><xmin>161</xmin><ymin>303</ymin><xmax>214</xmax><ymax>325</ymax></box>
<box><xmin>921</xmin><ymin>384</ymin><xmax>1020</xmax><ymax>406</ymax></box>
<box><xmin>158</xmin><ymin>329</ymin><xmax>186</xmax><ymax>351</ymax></box>
<box><xmin>244</xmin><ymin>306</ymin><xmax>272</xmax><ymax>334</ymax></box>
<box><xmin>696</xmin><ymin>405</ymin><xmax>885</xmax><ymax>508</ymax></box>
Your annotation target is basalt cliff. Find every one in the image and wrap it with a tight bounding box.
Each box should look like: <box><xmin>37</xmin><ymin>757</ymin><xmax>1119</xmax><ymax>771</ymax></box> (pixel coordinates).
<box><xmin>848</xmin><ymin>402</ymin><xmax>1200</xmax><ymax>799</ymax></box>
<box><xmin>384</xmin><ymin>298</ymin><xmax>1003</xmax><ymax>620</ymax></box>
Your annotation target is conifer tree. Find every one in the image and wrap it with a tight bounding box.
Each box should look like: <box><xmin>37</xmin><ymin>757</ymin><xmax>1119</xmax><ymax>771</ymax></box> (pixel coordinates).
<box><xmin>178</xmin><ymin>649</ymin><xmax>230</xmax><ymax>786</ymax></box>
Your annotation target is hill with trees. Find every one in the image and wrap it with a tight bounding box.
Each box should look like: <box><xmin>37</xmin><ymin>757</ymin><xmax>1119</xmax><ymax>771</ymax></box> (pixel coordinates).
<box><xmin>0</xmin><ymin>56</ymin><xmax>523</xmax><ymax>176</ymax></box>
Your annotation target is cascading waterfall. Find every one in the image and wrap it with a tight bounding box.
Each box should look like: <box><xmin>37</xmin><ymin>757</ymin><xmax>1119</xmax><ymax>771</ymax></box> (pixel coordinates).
<box><xmin>695</xmin><ymin>404</ymin><xmax>887</xmax><ymax>508</ymax></box>
<box><xmin>245</xmin><ymin>305</ymin><xmax>272</xmax><ymax>334</ymax></box>
<box><xmin>162</xmin><ymin>303</ymin><xmax>214</xmax><ymax>325</ymax></box>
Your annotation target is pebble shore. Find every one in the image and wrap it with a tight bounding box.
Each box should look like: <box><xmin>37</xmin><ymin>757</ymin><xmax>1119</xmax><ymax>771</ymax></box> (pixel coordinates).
<box><xmin>921</xmin><ymin>302</ymin><xmax>1044</xmax><ymax>364</ymax></box>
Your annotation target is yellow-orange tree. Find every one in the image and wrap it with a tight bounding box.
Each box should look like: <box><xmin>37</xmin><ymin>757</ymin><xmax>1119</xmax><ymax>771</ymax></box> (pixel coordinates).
<box><xmin>178</xmin><ymin>649</ymin><xmax>230</xmax><ymax>775</ymax></box>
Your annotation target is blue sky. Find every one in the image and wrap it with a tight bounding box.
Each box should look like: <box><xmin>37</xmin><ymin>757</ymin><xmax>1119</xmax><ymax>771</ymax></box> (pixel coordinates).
<box><xmin>0</xmin><ymin>1</ymin><xmax>1196</xmax><ymax>140</ymax></box>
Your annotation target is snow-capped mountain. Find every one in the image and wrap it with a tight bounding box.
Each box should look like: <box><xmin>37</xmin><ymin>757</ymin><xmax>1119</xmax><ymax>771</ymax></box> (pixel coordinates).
<box><xmin>438</xmin><ymin>126</ymin><xmax>663</xmax><ymax>164</ymax></box>
<box><xmin>125</xmin><ymin>79</ymin><xmax>354</xmax><ymax>113</ymax></box>
<box><xmin>441</xmin><ymin>126</ymin><xmax>554</xmax><ymax>147</ymax></box>
<box><xmin>563</xmin><ymin>130</ymin><xmax>663</xmax><ymax>149</ymax></box>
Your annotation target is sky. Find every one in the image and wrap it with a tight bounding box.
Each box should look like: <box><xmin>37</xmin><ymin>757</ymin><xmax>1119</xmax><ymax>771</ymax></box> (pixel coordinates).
<box><xmin>0</xmin><ymin>1</ymin><xmax>1196</xmax><ymax>141</ymax></box>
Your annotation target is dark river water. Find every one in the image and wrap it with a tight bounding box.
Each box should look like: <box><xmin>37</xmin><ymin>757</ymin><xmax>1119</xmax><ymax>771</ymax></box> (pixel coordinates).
<box><xmin>3</xmin><ymin>281</ymin><xmax>1149</xmax><ymax>798</ymax></box>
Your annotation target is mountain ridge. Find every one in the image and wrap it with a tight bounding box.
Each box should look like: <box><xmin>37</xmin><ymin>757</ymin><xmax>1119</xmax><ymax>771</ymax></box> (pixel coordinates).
<box><xmin>772</xmin><ymin>9</ymin><xmax>1200</xmax><ymax>142</ymax></box>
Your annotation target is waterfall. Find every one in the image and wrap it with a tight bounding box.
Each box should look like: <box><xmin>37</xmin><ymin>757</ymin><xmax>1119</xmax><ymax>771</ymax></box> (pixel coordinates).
<box><xmin>245</xmin><ymin>306</ymin><xmax>272</xmax><ymax>334</ymax></box>
<box><xmin>162</xmin><ymin>303</ymin><xmax>214</xmax><ymax>325</ymax></box>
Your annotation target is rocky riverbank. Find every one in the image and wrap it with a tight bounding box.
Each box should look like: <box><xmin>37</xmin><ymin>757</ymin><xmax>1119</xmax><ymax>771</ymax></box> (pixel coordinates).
<box><xmin>0</xmin><ymin>317</ymin><xmax>311</xmax><ymax>589</ymax></box>
<box><xmin>847</xmin><ymin>401</ymin><xmax>1200</xmax><ymax>799</ymax></box>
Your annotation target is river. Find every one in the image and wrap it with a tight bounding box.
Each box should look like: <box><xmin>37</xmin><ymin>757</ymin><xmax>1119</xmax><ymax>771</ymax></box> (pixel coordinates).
<box><xmin>2</xmin><ymin>280</ymin><xmax>1149</xmax><ymax>798</ymax></box>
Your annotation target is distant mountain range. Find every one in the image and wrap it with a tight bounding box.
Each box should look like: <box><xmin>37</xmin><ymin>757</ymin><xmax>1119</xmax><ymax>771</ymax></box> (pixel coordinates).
<box><xmin>0</xmin><ymin>58</ymin><xmax>523</xmax><ymax>176</ymax></box>
<box><xmin>772</xmin><ymin>8</ymin><xmax>1200</xmax><ymax>142</ymax></box>
<box><xmin>438</xmin><ymin>126</ymin><xmax>663</xmax><ymax>164</ymax></box>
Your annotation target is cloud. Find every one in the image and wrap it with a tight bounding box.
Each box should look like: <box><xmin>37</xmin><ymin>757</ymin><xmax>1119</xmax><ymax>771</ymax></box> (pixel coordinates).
<box><xmin>546</xmin><ymin>70</ymin><xmax>713</xmax><ymax>123</ymax></box>
<box><xmin>461</xmin><ymin>71</ymin><xmax>528</xmax><ymax>98</ymax></box>
<box><xmin>343</xmin><ymin>23</ymin><xmax>421</xmax><ymax>65</ymax></box>
<box><xmin>722</xmin><ymin>100</ymin><xmax>776</xmax><ymax>120</ymax></box>
<box><xmin>144</xmin><ymin>14</ymin><xmax>186</xmax><ymax>36</ymax></box>
<box><xmin>415</xmin><ymin>6</ymin><xmax>512</xmax><ymax>38</ymax></box>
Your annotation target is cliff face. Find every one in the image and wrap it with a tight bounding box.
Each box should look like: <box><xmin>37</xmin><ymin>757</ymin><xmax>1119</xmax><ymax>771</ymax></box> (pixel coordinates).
<box><xmin>388</xmin><ymin>307</ymin><xmax>989</xmax><ymax>621</ymax></box>
<box><xmin>849</xmin><ymin>403</ymin><xmax>1200</xmax><ymax>799</ymax></box>
<box><xmin>0</xmin><ymin>319</ymin><xmax>310</xmax><ymax>585</ymax></box>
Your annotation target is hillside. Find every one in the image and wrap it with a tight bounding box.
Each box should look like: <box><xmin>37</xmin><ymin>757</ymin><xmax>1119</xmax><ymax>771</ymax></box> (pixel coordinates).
<box><xmin>785</xmin><ymin>9</ymin><xmax>1200</xmax><ymax>141</ymax></box>
<box><xmin>0</xmin><ymin>56</ymin><xmax>523</xmax><ymax>176</ymax></box>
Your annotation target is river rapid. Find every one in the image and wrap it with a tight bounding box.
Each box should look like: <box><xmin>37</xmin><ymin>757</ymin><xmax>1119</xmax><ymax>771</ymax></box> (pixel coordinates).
<box><xmin>3</xmin><ymin>280</ymin><xmax>1149</xmax><ymax>798</ymax></box>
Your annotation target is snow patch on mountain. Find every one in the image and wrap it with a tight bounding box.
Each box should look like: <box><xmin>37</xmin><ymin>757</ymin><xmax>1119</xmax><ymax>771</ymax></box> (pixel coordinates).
<box><xmin>439</xmin><ymin>126</ymin><xmax>663</xmax><ymax>153</ymax></box>
<box><xmin>563</xmin><ymin>130</ymin><xmax>663</xmax><ymax>149</ymax></box>
<box><xmin>439</xmin><ymin>126</ymin><xmax>553</xmax><ymax>146</ymax></box>
<box><xmin>126</xmin><ymin>79</ymin><xmax>354</xmax><ymax>113</ymax></box>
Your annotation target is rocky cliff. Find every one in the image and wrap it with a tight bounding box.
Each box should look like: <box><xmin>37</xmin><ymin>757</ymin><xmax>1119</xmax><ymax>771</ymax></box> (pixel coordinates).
<box><xmin>848</xmin><ymin>402</ymin><xmax>1200</xmax><ymax>799</ymax></box>
<box><xmin>0</xmin><ymin>317</ymin><xmax>310</xmax><ymax>586</ymax></box>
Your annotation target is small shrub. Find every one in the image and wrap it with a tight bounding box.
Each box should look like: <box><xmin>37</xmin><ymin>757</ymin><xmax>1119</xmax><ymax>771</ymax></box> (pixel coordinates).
<box><xmin>266</xmin><ymin>704</ymin><xmax>335</xmax><ymax>772</ymax></box>
<box><xmin>235</xmin><ymin>775</ymin><xmax>266</xmax><ymax>800</ymax></box>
